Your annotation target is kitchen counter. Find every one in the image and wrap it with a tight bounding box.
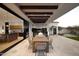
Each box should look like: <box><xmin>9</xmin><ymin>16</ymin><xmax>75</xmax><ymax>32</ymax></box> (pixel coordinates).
<box><xmin>0</xmin><ymin>33</ymin><xmax>19</xmax><ymax>42</ymax></box>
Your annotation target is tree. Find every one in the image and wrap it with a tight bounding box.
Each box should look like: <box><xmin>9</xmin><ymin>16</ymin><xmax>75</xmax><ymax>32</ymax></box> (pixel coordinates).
<box><xmin>67</xmin><ymin>26</ymin><xmax>79</xmax><ymax>35</ymax></box>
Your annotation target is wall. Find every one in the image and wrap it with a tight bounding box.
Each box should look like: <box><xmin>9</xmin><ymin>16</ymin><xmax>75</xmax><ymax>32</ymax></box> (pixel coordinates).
<box><xmin>0</xmin><ymin>7</ymin><xmax>24</xmax><ymax>33</ymax></box>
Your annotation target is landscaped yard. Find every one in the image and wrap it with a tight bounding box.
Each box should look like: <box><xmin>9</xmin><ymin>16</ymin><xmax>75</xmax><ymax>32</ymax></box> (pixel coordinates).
<box><xmin>63</xmin><ymin>34</ymin><xmax>79</xmax><ymax>41</ymax></box>
<box><xmin>67</xmin><ymin>36</ymin><xmax>79</xmax><ymax>41</ymax></box>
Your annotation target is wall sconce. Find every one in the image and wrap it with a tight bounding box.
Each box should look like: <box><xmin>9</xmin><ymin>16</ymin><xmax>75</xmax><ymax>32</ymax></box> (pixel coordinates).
<box><xmin>6</xmin><ymin>25</ymin><xmax>9</xmax><ymax>27</ymax></box>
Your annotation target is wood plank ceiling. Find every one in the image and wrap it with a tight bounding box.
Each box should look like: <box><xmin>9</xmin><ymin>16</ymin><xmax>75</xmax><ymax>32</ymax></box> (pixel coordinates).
<box><xmin>16</xmin><ymin>4</ymin><xmax>58</xmax><ymax>23</ymax></box>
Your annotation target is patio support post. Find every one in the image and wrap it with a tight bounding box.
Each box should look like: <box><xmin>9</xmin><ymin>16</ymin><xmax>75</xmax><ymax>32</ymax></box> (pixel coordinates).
<box><xmin>47</xmin><ymin>28</ymin><xmax>50</xmax><ymax>36</ymax></box>
<box><xmin>56</xmin><ymin>25</ymin><xmax>58</xmax><ymax>35</ymax></box>
<box><xmin>29</xmin><ymin>23</ymin><xmax>33</xmax><ymax>40</ymax></box>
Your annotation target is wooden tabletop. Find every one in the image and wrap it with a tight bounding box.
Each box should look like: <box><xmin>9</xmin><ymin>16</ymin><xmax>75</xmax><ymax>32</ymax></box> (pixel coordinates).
<box><xmin>32</xmin><ymin>35</ymin><xmax>49</xmax><ymax>42</ymax></box>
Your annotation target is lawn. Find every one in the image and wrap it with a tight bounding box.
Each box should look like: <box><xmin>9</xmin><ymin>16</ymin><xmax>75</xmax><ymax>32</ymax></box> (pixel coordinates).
<box><xmin>67</xmin><ymin>36</ymin><xmax>79</xmax><ymax>41</ymax></box>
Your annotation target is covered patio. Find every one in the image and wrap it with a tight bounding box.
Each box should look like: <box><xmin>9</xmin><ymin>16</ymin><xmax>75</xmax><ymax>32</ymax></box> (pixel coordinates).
<box><xmin>0</xmin><ymin>3</ymin><xmax>79</xmax><ymax>56</ymax></box>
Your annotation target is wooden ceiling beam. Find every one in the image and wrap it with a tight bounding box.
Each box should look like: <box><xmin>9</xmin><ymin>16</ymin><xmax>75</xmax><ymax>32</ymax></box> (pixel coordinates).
<box><xmin>28</xmin><ymin>16</ymin><xmax>50</xmax><ymax>18</ymax></box>
<box><xmin>31</xmin><ymin>19</ymin><xmax>48</xmax><ymax>23</ymax></box>
<box><xmin>19</xmin><ymin>5</ymin><xmax>58</xmax><ymax>9</ymax></box>
<box><xmin>25</xmin><ymin>12</ymin><xmax>53</xmax><ymax>15</ymax></box>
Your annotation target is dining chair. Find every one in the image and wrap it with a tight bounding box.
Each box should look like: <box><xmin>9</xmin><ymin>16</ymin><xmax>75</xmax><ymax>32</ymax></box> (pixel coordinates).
<box><xmin>28</xmin><ymin>38</ymin><xmax>32</xmax><ymax>49</ymax></box>
<box><xmin>35</xmin><ymin>43</ymin><xmax>47</xmax><ymax>56</ymax></box>
<box><xmin>49</xmin><ymin>38</ymin><xmax>53</xmax><ymax>49</ymax></box>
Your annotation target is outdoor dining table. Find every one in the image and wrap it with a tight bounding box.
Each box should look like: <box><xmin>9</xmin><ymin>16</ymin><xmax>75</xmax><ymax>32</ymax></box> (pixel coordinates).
<box><xmin>32</xmin><ymin>35</ymin><xmax>49</xmax><ymax>53</ymax></box>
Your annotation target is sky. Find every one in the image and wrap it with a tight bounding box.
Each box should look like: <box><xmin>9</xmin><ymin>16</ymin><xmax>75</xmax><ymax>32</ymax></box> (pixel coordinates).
<box><xmin>54</xmin><ymin>6</ymin><xmax>79</xmax><ymax>27</ymax></box>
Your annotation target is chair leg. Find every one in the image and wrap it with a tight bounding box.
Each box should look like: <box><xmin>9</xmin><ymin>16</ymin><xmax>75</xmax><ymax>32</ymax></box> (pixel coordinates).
<box><xmin>49</xmin><ymin>44</ymin><xmax>53</xmax><ymax>49</ymax></box>
<box><xmin>35</xmin><ymin>50</ymin><xmax>47</xmax><ymax>56</ymax></box>
<box><xmin>51</xmin><ymin>45</ymin><xmax>53</xmax><ymax>49</ymax></box>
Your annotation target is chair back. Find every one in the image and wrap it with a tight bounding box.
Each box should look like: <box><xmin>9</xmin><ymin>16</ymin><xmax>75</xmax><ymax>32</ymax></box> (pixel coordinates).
<box><xmin>35</xmin><ymin>43</ymin><xmax>47</xmax><ymax>51</ymax></box>
<box><xmin>35</xmin><ymin>43</ymin><xmax>47</xmax><ymax>56</ymax></box>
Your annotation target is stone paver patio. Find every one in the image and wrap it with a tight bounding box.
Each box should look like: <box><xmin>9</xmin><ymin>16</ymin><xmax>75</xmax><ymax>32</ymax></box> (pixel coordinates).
<box><xmin>48</xmin><ymin>35</ymin><xmax>79</xmax><ymax>56</ymax></box>
<box><xmin>2</xmin><ymin>35</ymin><xmax>79</xmax><ymax>56</ymax></box>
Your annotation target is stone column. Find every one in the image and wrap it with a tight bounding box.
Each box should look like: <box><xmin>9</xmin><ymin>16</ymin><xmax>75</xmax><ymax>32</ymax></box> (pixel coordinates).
<box><xmin>47</xmin><ymin>28</ymin><xmax>50</xmax><ymax>36</ymax></box>
<box><xmin>29</xmin><ymin>23</ymin><xmax>33</xmax><ymax>40</ymax></box>
<box><xmin>56</xmin><ymin>25</ymin><xmax>58</xmax><ymax>35</ymax></box>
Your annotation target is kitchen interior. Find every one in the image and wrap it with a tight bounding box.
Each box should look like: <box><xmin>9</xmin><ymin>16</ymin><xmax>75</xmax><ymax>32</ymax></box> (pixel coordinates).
<box><xmin>0</xmin><ymin>7</ymin><xmax>24</xmax><ymax>53</ymax></box>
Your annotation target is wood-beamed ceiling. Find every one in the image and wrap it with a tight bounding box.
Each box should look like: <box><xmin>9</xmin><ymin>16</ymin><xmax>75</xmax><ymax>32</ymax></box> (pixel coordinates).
<box><xmin>2</xmin><ymin>3</ymin><xmax>79</xmax><ymax>24</ymax></box>
<box><xmin>16</xmin><ymin>3</ymin><xmax>58</xmax><ymax>23</ymax></box>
